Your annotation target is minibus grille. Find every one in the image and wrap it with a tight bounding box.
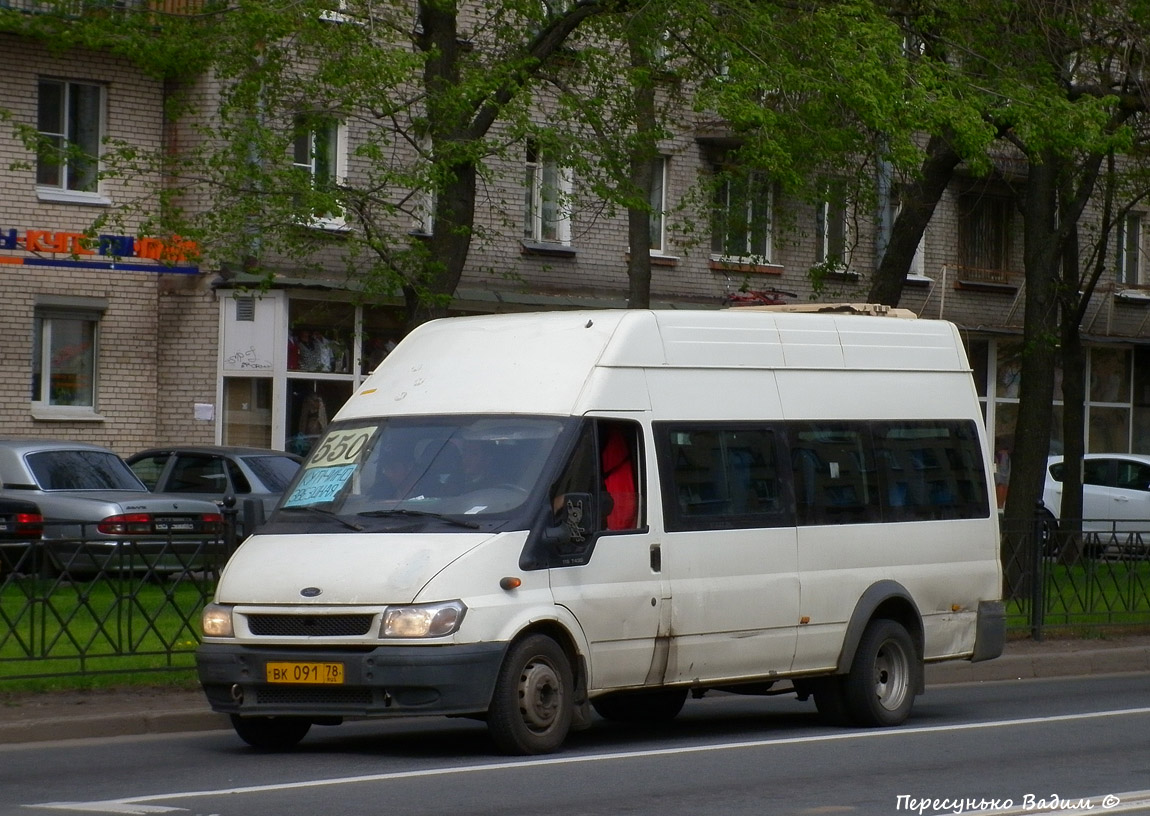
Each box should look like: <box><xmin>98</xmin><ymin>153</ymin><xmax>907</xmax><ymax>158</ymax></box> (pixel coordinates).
<box><xmin>246</xmin><ymin>614</ymin><xmax>375</xmax><ymax>637</ymax></box>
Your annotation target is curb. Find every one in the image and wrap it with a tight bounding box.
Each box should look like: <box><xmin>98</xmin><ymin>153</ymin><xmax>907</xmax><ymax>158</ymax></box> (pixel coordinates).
<box><xmin>0</xmin><ymin>708</ymin><xmax>229</xmax><ymax>745</ymax></box>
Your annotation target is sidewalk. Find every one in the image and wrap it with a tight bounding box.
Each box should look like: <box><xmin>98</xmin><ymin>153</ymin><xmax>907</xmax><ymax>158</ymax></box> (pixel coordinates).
<box><xmin>2</xmin><ymin>634</ymin><xmax>1148</xmax><ymax>745</ymax></box>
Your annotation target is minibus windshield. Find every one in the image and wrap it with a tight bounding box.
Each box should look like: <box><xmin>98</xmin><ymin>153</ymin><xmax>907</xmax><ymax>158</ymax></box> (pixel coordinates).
<box><xmin>275</xmin><ymin>416</ymin><xmax>567</xmax><ymax>527</ymax></box>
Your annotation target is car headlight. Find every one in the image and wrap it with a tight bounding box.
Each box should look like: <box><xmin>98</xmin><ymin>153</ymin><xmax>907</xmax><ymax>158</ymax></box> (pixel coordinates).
<box><xmin>381</xmin><ymin>600</ymin><xmax>466</xmax><ymax>638</ymax></box>
<box><xmin>201</xmin><ymin>603</ymin><xmax>234</xmax><ymax>638</ymax></box>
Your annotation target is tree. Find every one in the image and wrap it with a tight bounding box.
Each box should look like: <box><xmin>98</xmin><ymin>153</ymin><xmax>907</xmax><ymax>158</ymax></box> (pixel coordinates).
<box><xmin>5</xmin><ymin>0</ymin><xmax>636</xmax><ymax>328</ymax></box>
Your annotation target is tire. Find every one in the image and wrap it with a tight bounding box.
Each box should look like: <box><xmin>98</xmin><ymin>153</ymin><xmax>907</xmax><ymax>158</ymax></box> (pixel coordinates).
<box><xmin>487</xmin><ymin>634</ymin><xmax>573</xmax><ymax>755</ymax></box>
<box><xmin>230</xmin><ymin>715</ymin><xmax>312</xmax><ymax>750</ymax></box>
<box><xmin>843</xmin><ymin>619</ymin><xmax>920</xmax><ymax>727</ymax></box>
<box><xmin>812</xmin><ymin>676</ymin><xmax>852</xmax><ymax>725</ymax></box>
<box><xmin>591</xmin><ymin>688</ymin><xmax>688</xmax><ymax>723</ymax></box>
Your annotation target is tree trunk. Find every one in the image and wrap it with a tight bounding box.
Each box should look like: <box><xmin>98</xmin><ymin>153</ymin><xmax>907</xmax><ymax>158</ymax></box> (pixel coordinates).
<box><xmin>1002</xmin><ymin>156</ymin><xmax>1062</xmax><ymax>598</ymax></box>
<box><xmin>624</xmin><ymin>26</ymin><xmax>659</xmax><ymax>309</ymax></box>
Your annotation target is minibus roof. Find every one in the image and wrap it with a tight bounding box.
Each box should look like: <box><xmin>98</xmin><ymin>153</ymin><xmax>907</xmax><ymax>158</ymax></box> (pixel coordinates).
<box><xmin>336</xmin><ymin>309</ymin><xmax>968</xmax><ymax>420</ymax></box>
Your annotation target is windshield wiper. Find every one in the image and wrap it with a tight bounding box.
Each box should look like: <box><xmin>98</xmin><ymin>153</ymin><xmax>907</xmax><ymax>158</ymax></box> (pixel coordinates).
<box><xmin>358</xmin><ymin>509</ymin><xmax>480</xmax><ymax>529</ymax></box>
<box><xmin>282</xmin><ymin>505</ymin><xmax>364</xmax><ymax>531</ymax></box>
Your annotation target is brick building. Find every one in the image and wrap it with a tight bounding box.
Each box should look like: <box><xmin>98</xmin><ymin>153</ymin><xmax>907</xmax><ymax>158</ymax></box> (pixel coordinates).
<box><xmin>3</xmin><ymin>20</ymin><xmax>1150</xmax><ymax>492</ymax></box>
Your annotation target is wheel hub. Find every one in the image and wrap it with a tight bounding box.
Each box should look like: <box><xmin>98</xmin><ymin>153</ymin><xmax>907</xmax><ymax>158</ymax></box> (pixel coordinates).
<box><xmin>519</xmin><ymin>658</ymin><xmax>561</xmax><ymax>730</ymax></box>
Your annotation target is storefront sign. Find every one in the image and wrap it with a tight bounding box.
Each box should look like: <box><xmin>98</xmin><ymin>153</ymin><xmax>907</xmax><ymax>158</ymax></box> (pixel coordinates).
<box><xmin>0</xmin><ymin>228</ymin><xmax>200</xmax><ymax>273</ymax></box>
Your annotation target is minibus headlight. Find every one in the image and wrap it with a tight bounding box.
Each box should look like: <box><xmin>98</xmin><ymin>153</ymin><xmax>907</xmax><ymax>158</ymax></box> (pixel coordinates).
<box><xmin>381</xmin><ymin>600</ymin><xmax>466</xmax><ymax>638</ymax></box>
<box><xmin>201</xmin><ymin>603</ymin><xmax>234</xmax><ymax>638</ymax></box>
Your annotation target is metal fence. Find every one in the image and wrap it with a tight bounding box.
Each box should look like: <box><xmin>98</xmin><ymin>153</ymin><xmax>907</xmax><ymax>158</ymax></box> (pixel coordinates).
<box><xmin>0</xmin><ymin>518</ymin><xmax>235</xmax><ymax>683</ymax></box>
<box><xmin>1000</xmin><ymin>513</ymin><xmax>1150</xmax><ymax>639</ymax></box>
<box><xmin>2</xmin><ymin>514</ymin><xmax>1149</xmax><ymax>684</ymax></box>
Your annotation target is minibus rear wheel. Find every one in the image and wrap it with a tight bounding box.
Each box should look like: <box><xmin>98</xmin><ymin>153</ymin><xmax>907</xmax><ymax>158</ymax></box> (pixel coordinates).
<box><xmin>843</xmin><ymin>618</ymin><xmax>919</xmax><ymax>727</ymax></box>
<box><xmin>230</xmin><ymin>715</ymin><xmax>312</xmax><ymax>750</ymax></box>
<box><xmin>487</xmin><ymin>634</ymin><xmax>574</xmax><ymax>755</ymax></box>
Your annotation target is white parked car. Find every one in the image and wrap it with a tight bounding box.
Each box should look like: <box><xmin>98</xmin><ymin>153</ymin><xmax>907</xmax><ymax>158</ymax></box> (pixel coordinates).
<box><xmin>1042</xmin><ymin>453</ymin><xmax>1150</xmax><ymax>557</ymax></box>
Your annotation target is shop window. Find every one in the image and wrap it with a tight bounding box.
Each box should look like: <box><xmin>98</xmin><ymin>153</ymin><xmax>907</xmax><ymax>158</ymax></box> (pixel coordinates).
<box><xmin>31</xmin><ymin>302</ymin><xmax>103</xmax><ymax>412</ymax></box>
<box><xmin>523</xmin><ymin>140</ymin><xmax>572</xmax><ymax>245</ymax></box>
<box><xmin>360</xmin><ymin>304</ymin><xmax>406</xmax><ymax>375</ymax></box>
<box><xmin>223</xmin><ymin>378</ymin><xmax>272</xmax><ymax>448</ymax></box>
<box><xmin>288</xmin><ymin>299</ymin><xmax>354</xmax><ymax>374</ymax></box>
<box><xmin>287</xmin><ymin>381</ymin><xmax>353</xmax><ymax>457</ymax></box>
<box><xmin>1090</xmin><ymin>347</ymin><xmax>1131</xmax><ymax>404</ymax></box>
<box><xmin>710</xmin><ymin>165</ymin><xmax>772</xmax><ymax>262</ymax></box>
<box><xmin>37</xmin><ymin>79</ymin><xmax>103</xmax><ymax>198</ymax></box>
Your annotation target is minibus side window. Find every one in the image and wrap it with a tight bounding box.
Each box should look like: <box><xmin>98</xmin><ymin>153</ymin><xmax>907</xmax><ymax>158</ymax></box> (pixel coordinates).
<box><xmin>790</xmin><ymin>423</ymin><xmax>875</xmax><ymax>526</ymax></box>
<box><xmin>550</xmin><ymin>420</ymin><xmax>644</xmax><ymax>535</ymax></box>
<box><xmin>657</xmin><ymin>424</ymin><xmax>788</xmax><ymax>532</ymax></box>
<box><xmin>600</xmin><ymin>421</ymin><xmax>642</xmax><ymax>531</ymax></box>
<box><xmin>873</xmin><ymin>420</ymin><xmax>990</xmax><ymax>521</ymax></box>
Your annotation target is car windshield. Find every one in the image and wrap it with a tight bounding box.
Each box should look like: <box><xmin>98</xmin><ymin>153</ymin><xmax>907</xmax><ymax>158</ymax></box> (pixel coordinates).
<box><xmin>243</xmin><ymin>455</ymin><xmax>302</xmax><ymax>492</ymax></box>
<box><xmin>26</xmin><ymin>450</ymin><xmax>147</xmax><ymax>491</ymax></box>
<box><xmin>275</xmin><ymin>415</ymin><xmax>567</xmax><ymax>527</ymax></box>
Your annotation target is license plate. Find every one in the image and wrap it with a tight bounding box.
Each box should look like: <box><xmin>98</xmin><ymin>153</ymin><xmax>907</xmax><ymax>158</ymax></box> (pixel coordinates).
<box><xmin>266</xmin><ymin>661</ymin><xmax>345</xmax><ymax>684</ymax></box>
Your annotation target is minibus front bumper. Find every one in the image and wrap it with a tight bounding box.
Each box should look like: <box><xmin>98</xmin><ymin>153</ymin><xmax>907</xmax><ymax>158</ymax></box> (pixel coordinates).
<box><xmin>196</xmin><ymin>641</ymin><xmax>508</xmax><ymax>718</ymax></box>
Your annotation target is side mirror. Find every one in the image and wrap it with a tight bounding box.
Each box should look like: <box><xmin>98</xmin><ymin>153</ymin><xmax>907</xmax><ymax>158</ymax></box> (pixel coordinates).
<box><xmin>547</xmin><ymin>492</ymin><xmax>594</xmax><ymax>548</ymax></box>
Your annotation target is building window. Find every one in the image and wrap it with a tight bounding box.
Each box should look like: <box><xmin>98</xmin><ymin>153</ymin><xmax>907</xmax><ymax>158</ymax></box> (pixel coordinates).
<box><xmin>650</xmin><ymin>157</ymin><xmax>668</xmax><ymax>253</ymax></box>
<box><xmin>1117</xmin><ymin>212</ymin><xmax>1144</xmax><ymax>286</ymax></box>
<box><xmin>958</xmin><ymin>191</ymin><xmax>1012</xmax><ymax>284</ymax></box>
<box><xmin>32</xmin><ymin>304</ymin><xmax>102</xmax><ymax>410</ymax></box>
<box><xmin>888</xmin><ymin>184</ymin><xmax>926</xmax><ymax>277</ymax></box>
<box><xmin>293</xmin><ymin>115</ymin><xmax>346</xmax><ymax>226</ymax></box>
<box><xmin>711</xmin><ymin>166</ymin><xmax>772</xmax><ymax>261</ymax></box>
<box><xmin>816</xmin><ymin>182</ymin><xmax>849</xmax><ymax>270</ymax></box>
<box><xmin>523</xmin><ymin>141</ymin><xmax>572</xmax><ymax>244</ymax></box>
<box><xmin>37</xmin><ymin>79</ymin><xmax>103</xmax><ymax>195</ymax></box>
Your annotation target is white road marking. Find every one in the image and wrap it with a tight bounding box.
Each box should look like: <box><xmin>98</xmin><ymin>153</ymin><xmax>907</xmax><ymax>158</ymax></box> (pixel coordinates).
<box><xmin>26</xmin><ymin>706</ymin><xmax>1150</xmax><ymax>814</ymax></box>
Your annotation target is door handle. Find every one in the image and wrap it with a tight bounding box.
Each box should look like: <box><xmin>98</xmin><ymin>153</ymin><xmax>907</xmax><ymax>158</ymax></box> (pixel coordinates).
<box><xmin>650</xmin><ymin>543</ymin><xmax>661</xmax><ymax>572</ymax></box>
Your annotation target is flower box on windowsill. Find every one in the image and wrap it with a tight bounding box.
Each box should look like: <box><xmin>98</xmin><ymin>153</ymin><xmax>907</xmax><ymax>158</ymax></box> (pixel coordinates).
<box><xmin>1116</xmin><ymin>287</ymin><xmax>1150</xmax><ymax>304</ymax></box>
<box><xmin>708</xmin><ymin>258</ymin><xmax>784</xmax><ymax>275</ymax></box>
<box><xmin>521</xmin><ymin>240</ymin><xmax>576</xmax><ymax>258</ymax></box>
<box><xmin>952</xmin><ymin>265</ymin><xmax>1018</xmax><ymax>292</ymax></box>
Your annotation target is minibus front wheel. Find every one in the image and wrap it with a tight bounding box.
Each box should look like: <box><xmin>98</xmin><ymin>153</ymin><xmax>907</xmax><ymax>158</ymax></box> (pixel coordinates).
<box><xmin>230</xmin><ymin>715</ymin><xmax>312</xmax><ymax>750</ymax></box>
<box><xmin>487</xmin><ymin>634</ymin><xmax>574</xmax><ymax>755</ymax></box>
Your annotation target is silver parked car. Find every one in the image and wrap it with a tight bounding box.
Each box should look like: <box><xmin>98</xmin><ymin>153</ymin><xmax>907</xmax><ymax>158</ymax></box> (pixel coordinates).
<box><xmin>0</xmin><ymin>438</ymin><xmax>225</xmax><ymax>577</ymax></box>
<box><xmin>125</xmin><ymin>446</ymin><xmax>302</xmax><ymax>535</ymax></box>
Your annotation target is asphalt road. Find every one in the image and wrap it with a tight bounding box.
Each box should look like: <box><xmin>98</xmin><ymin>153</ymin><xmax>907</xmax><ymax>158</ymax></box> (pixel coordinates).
<box><xmin>1</xmin><ymin>672</ymin><xmax>1147</xmax><ymax>816</ymax></box>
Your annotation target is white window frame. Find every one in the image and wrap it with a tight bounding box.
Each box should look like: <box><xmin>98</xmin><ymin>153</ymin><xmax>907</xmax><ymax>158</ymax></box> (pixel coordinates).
<box><xmin>293</xmin><ymin>117</ymin><xmax>348</xmax><ymax>230</ymax></box>
<box><xmin>35</xmin><ymin>79</ymin><xmax>108</xmax><ymax>205</ymax></box>
<box><xmin>31</xmin><ymin>299</ymin><xmax>106</xmax><ymax>420</ymax></box>
<box><xmin>524</xmin><ymin>141</ymin><xmax>573</xmax><ymax>245</ymax></box>
<box><xmin>816</xmin><ymin>183</ymin><xmax>850</xmax><ymax>270</ymax></box>
<box><xmin>649</xmin><ymin>156</ymin><xmax>668</xmax><ymax>254</ymax></box>
<box><xmin>1117</xmin><ymin>212</ymin><xmax>1144</xmax><ymax>286</ymax></box>
<box><xmin>711</xmin><ymin>167</ymin><xmax>773</xmax><ymax>263</ymax></box>
<box><xmin>889</xmin><ymin>187</ymin><xmax>927</xmax><ymax>278</ymax></box>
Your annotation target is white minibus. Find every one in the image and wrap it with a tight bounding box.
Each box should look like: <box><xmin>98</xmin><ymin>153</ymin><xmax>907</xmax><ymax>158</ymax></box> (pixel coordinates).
<box><xmin>197</xmin><ymin>307</ymin><xmax>1004</xmax><ymax>754</ymax></box>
